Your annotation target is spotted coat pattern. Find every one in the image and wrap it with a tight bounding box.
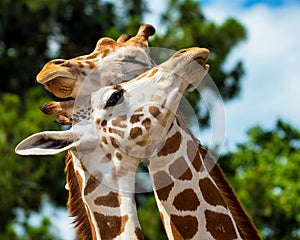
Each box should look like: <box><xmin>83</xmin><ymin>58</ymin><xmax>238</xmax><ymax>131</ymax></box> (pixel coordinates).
<box><xmin>28</xmin><ymin>25</ymin><xmax>260</xmax><ymax>240</ymax></box>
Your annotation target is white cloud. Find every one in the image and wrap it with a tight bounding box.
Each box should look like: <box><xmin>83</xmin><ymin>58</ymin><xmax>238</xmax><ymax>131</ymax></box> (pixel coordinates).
<box><xmin>144</xmin><ymin>0</ymin><xmax>167</xmax><ymax>33</ymax></box>
<box><xmin>202</xmin><ymin>2</ymin><xmax>300</xmax><ymax>148</ymax></box>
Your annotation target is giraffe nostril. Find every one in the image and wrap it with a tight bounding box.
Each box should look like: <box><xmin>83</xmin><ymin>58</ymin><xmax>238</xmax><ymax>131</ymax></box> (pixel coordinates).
<box><xmin>51</xmin><ymin>59</ymin><xmax>66</xmax><ymax>65</ymax></box>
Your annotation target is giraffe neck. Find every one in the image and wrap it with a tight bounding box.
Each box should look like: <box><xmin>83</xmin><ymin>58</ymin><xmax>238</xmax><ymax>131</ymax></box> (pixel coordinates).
<box><xmin>147</xmin><ymin>114</ymin><xmax>260</xmax><ymax>240</ymax></box>
<box><xmin>66</xmin><ymin>150</ymin><xmax>143</xmax><ymax>240</ymax></box>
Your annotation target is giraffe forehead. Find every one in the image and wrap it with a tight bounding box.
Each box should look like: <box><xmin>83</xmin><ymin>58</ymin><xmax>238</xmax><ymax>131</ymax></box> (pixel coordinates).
<box><xmin>37</xmin><ymin>41</ymin><xmax>151</xmax><ymax>85</ymax></box>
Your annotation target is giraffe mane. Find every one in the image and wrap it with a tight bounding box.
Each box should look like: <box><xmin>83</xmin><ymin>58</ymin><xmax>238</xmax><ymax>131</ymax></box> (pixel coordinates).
<box><xmin>175</xmin><ymin>113</ymin><xmax>260</xmax><ymax>239</ymax></box>
<box><xmin>65</xmin><ymin>151</ymin><xmax>93</xmax><ymax>240</ymax></box>
<box><xmin>199</xmin><ymin>145</ymin><xmax>261</xmax><ymax>239</ymax></box>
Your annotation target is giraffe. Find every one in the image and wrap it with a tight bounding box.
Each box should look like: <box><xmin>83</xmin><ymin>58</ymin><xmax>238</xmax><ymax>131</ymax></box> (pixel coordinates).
<box><xmin>35</xmin><ymin>33</ymin><xmax>260</xmax><ymax>238</ymax></box>
<box><xmin>35</xmin><ymin>24</ymin><xmax>155</xmax><ymax>240</ymax></box>
<box><xmin>15</xmin><ymin>47</ymin><xmax>210</xmax><ymax>239</ymax></box>
<box><xmin>146</xmin><ymin>111</ymin><xmax>260</xmax><ymax>239</ymax></box>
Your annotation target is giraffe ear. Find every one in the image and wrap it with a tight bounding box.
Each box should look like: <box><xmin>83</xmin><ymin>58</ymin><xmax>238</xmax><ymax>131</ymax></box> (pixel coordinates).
<box><xmin>15</xmin><ymin>130</ymin><xmax>79</xmax><ymax>156</ymax></box>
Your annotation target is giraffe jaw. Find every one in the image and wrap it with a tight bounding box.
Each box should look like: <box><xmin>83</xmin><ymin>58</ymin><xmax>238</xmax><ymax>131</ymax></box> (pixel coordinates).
<box><xmin>194</xmin><ymin>56</ymin><xmax>210</xmax><ymax>70</ymax></box>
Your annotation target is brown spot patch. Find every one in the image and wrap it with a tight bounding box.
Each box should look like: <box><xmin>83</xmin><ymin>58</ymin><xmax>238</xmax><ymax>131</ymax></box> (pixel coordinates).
<box><xmin>199</xmin><ymin>178</ymin><xmax>227</xmax><ymax>208</ymax></box>
<box><xmin>153</xmin><ymin>171</ymin><xmax>174</xmax><ymax>201</ymax></box>
<box><xmin>149</xmin><ymin>106</ymin><xmax>162</xmax><ymax>118</ymax></box>
<box><xmin>135</xmin><ymin>227</ymin><xmax>144</xmax><ymax>240</ymax></box>
<box><xmin>130</xmin><ymin>127</ymin><xmax>143</xmax><ymax>140</ymax></box>
<box><xmin>205</xmin><ymin>210</ymin><xmax>237</xmax><ymax>240</ymax></box>
<box><xmin>130</xmin><ymin>114</ymin><xmax>144</xmax><ymax>124</ymax></box>
<box><xmin>85</xmin><ymin>53</ymin><xmax>99</xmax><ymax>60</ymax></box>
<box><xmin>86</xmin><ymin>61</ymin><xmax>96</xmax><ymax>69</ymax></box>
<box><xmin>157</xmin><ymin>132</ymin><xmax>182</xmax><ymax>157</ymax></box>
<box><xmin>105</xmin><ymin>153</ymin><xmax>112</xmax><ymax>161</ymax></box>
<box><xmin>101</xmin><ymin>119</ymin><xmax>107</xmax><ymax>127</ymax></box>
<box><xmin>148</xmin><ymin>68</ymin><xmax>158</xmax><ymax>78</ymax></box>
<box><xmin>110</xmin><ymin>137</ymin><xmax>119</xmax><ymax>148</ymax></box>
<box><xmin>94</xmin><ymin>191</ymin><xmax>122</xmax><ymax>208</ymax></box>
<box><xmin>94</xmin><ymin>213</ymin><xmax>128</xmax><ymax>239</ymax></box>
<box><xmin>84</xmin><ymin>174</ymin><xmax>101</xmax><ymax>196</ymax></box>
<box><xmin>187</xmin><ymin>140</ymin><xmax>204</xmax><ymax>172</ymax></box>
<box><xmin>102</xmin><ymin>136</ymin><xmax>108</xmax><ymax>144</ymax></box>
<box><xmin>142</xmin><ymin>118</ymin><xmax>151</xmax><ymax>130</ymax></box>
<box><xmin>170</xmin><ymin>214</ymin><xmax>198</xmax><ymax>239</ymax></box>
<box><xmin>134</xmin><ymin>106</ymin><xmax>143</xmax><ymax>112</ymax></box>
<box><xmin>112</xmin><ymin>115</ymin><xmax>127</xmax><ymax>128</ymax></box>
<box><xmin>109</xmin><ymin>127</ymin><xmax>125</xmax><ymax>138</ymax></box>
<box><xmin>173</xmin><ymin>189</ymin><xmax>200</xmax><ymax>211</ymax></box>
<box><xmin>78</xmin><ymin>61</ymin><xmax>85</xmax><ymax>68</ymax></box>
<box><xmin>135</xmin><ymin>140</ymin><xmax>148</xmax><ymax>147</ymax></box>
<box><xmin>116</xmin><ymin>152</ymin><xmax>122</xmax><ymax>160</ymax></box>
<box><xmin>95</xmin><ymin>118</ymin><xmax>101</xmax><ymax>125</ymax></box>
<box><xmin>101</xmin><ymin>48</ymin><xmax>111</xmax><ymax>58</ymax></box>
<box><xmin>169</xmin><ymin>156</ymin><xmax>192</xmax><ymax>181</ymax></box>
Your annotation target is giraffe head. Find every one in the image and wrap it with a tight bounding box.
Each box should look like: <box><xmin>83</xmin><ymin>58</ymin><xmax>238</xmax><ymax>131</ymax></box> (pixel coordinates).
<box><xmin>37</xmin><ymin>24</ymin><xmax>156</xmax><ymax>99</ymax></box>
<box><xmin>89</xmin><ymin>47</ymin><xmax>210</xmax><ymax>159</ymax></box>
<box><xmin>15</xmin><ymin>47</ymin><xmax>209</xmax><ymax>162</ymax></box>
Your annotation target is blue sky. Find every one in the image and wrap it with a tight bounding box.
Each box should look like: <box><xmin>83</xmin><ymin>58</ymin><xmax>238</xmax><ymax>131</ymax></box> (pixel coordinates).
<box><xmin>195</xmin><ymin>0</ymin><xmax>300</xmax><ymax>151</ymax></box>
<box><xmin>201</xmin><ymin>0</ymin><xmax>300</xmax><ymax>8</ymax></box>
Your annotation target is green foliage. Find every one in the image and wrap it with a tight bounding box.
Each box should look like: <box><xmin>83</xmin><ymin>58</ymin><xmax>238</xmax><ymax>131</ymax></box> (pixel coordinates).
<box><xmin>2</xmin><ymin>217</ymin><xmax>60</xmax><ymax>240</ymax></box>
<box><xmin>138</xmin><ymin>196</ymin><xmax>167</xmax><ymax>240</ymax></box>
<box><xmin>220</xmin><ymin>120</ymin><xmax>300</xmax><ymax>239</ymax></box>
<box><xmin>22</xmin><ymin>217</ymin><xmax>59</xmax><ymax>240</ymax></box>
<box><xmin>0</xmin><ymin>88</ymin><xmax>66</xmax><ymax>236</ymax></box>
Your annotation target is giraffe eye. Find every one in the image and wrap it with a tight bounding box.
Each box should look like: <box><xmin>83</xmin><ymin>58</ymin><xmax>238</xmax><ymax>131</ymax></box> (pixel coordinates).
<box><xmin>104</xmin><ymin>89</ymin><xmax>124</xmax><ymax>109</ymax></box>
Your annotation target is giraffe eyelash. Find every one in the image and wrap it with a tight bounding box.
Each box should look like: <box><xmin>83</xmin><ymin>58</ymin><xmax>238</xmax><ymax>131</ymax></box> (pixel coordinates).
<box><xmin>104</xmin><ymin>89</ymin><xmax>124</xmax><ymax>109</ymax></box>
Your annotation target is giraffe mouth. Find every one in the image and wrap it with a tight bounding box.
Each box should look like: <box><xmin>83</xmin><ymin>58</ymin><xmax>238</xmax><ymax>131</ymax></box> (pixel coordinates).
<box><xmin>43</xmin><ymin>76</ymin><xmax>77</xmax><ymax>99</ymax></box>
<box><xmin>185</xmin><ymin>56</ymin><xmax>210</xmax><ymax>92</ymax></box>
<box><xmin>194</xmin><ymin>56</ymin><xmax>210</xmax><ymax>70</ymax></box>
<box><xmin>36</xmin><ymin>62</ymin><xmax>77</xmax><ymax>98</ymax></box>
